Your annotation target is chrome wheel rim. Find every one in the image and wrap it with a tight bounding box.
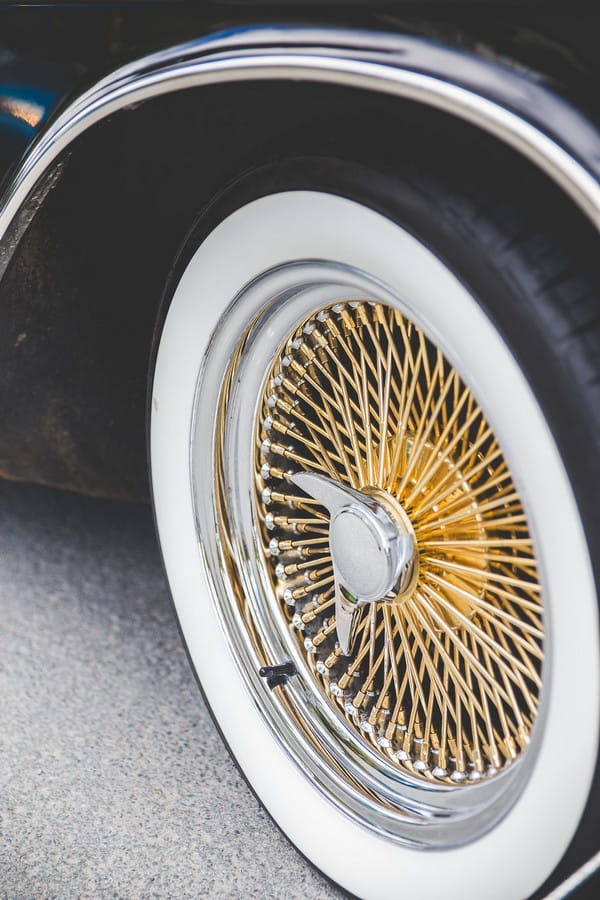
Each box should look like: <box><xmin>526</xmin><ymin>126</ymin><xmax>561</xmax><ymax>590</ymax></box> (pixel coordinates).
<box><xmin>192</xmin><ymin>260</ymin><xmax>547</xmax><ymax>847</ymax></box>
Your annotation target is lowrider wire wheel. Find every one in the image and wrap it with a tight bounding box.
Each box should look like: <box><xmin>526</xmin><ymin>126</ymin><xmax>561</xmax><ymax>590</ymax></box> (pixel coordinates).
<box><xmin>253</xmin><ymin>298</ymin><xmax>542</xmax><ymax>786</ymax></box>
<box><xmin>150</xmin><ymin>168</ymin><xmax>599</xmax><ymax>900</ymax></box>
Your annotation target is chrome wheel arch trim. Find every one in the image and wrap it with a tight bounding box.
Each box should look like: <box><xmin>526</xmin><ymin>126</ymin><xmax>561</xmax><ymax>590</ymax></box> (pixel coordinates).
<box><xmin>0</xmin><ymin>24</ymin><xmax>599</xmax><ymax>255</ymax></box>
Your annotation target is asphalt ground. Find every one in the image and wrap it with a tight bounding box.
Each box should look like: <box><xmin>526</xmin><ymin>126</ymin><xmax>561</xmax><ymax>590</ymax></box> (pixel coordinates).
<box><xmin>0</xmin><ymin>480</ymin><xmax>339</xmax><ymax>898</ymax></box>
<box><xmin>1</xmin><ymin>479</ymin><xmax>598</xmax><ymax>899</ymax></box>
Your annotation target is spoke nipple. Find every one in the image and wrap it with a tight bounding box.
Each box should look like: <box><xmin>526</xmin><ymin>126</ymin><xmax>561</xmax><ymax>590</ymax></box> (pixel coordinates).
<box><xmin>450</xmin><ymin>770</ymin><xmax>467</xmax><ymax>783</ymax></box>
<box><xmin>261</xmin><ymin>487</ymin><xmax>272</xmax><ymax>505</ymax></box>
<box><xmin>267</xmin><ymin>394</ymin><xmax>278</xmax><ymax>408</ymax></box>
<box><xmin>292</xmin><ymin>613</ymin><xmax>305</xmax><ymax>630</ymax></box>
<box><xmin>269</xmin><ymin>538</ymin><xmax>280</xmax><ymax>555</ymax></box>
<box><xmin>265</xmin><ymin>512</ymin><xmax>275</xmax><ymax>530</ymax></box>
<box><xmin>282</xmin><ymin>589</ymin><xmax>295</xmax><ymax>606</ymax></box>
<box><xmin>273</xmin><ymin>373</ymin><xmax>284</xmax><ymax>387</ymax></box>
<box><xmin>282</xmin><ymin>355</ymin><xmax>292</xmax><ymax>368</ymax></box>
<box><xmin>258</xmin><ymin>660</ymin><xmax>297</xmax><ymax>689</ymax></box>
<box><xmin>261</xmin><ymin>439</ymin><xmax>271</xmax><ymax>455</ymax></box>
<box><xmin>261</xmin><ymin>464</ymin><xmax>271</xmax><ymax>480</ymax></box>
<box><xmin>263</xmin><ymin>416</ymin><xmax>274</xmax><ymax>431</ymax></box>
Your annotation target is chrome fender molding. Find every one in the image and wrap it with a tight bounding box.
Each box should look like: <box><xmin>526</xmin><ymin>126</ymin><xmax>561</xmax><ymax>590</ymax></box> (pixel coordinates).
<box><xmin>0</xmin><ymin>25</ymin><xmax>598</xmax><ymax>261</ymax></box>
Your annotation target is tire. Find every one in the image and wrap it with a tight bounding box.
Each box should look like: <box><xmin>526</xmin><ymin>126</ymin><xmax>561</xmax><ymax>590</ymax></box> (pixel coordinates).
<box><xmin>150</xmin><ymin>155</ymin><xmax>600</xmax><ymax>900</ymax></box>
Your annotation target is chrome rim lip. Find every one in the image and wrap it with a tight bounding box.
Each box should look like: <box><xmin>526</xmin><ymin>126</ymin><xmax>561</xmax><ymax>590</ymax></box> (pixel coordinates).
<box><xmin>191</xmin><ymin>259</ymin><xmax>549</xmax><ymax>847</ymax></box>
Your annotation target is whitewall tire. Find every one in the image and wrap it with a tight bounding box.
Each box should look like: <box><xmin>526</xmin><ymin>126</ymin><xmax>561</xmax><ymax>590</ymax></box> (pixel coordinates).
<box><xmin>150</xmin><ymin>181</ymin><xmax>599</xmax><ymax>900</ymax></box>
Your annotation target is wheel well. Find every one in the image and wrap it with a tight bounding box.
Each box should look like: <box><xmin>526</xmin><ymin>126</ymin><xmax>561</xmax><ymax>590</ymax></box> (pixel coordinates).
<box><xmin>0</xmin><ymin>77</ymin><xmax>596</xmax><ymax>498</ymax></box>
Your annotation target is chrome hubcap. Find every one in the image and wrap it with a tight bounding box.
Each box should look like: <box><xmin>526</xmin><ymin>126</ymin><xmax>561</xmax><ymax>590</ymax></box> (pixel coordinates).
<box><xmin>291</xmin><ymin>471</ymin><xmax>418</xmax><ymax>654</ymax></box>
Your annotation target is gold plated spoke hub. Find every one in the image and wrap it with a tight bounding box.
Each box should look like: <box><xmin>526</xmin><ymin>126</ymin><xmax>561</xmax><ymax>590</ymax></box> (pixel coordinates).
<box><xmin>254</xmin><ymin>301</ymin><xmax>543</xmax><ymax>786</ymax></box>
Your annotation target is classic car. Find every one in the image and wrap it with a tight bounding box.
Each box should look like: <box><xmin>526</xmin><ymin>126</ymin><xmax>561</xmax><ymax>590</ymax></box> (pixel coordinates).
<box><xmin>1</xmin><ymin>2</ymin><xmax>598</xmax><ymax>898</ymax></box>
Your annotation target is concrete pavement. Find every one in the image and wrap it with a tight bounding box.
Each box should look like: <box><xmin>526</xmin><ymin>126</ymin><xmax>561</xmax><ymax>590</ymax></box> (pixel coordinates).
<box><xmin>0</xmin><ymin>480</ymin><xmax>340</xmax><ymax>898</ymax></box>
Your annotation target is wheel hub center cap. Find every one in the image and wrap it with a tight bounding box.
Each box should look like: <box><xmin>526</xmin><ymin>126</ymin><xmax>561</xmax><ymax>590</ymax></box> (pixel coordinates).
<box><xmin>329</xmin><ymin>496</ymin><xmax>416</xmax><ymax>603</ymax></box>
<box><xmin>330</xmin><ymin>507</ymin><xmax>390</xmax><ymax>599</ymax></box>
<box><xmin>290</xmin><ymin>472</ymin><xmax>418</xmax><ymax>654</ymax></box>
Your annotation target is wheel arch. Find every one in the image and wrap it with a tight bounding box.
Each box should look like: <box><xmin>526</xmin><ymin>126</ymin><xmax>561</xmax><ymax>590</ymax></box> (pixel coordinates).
<box><xmin>0</xmin><ymin>25</ymin><xmax>597</xmax><ymax>501</ymax></box>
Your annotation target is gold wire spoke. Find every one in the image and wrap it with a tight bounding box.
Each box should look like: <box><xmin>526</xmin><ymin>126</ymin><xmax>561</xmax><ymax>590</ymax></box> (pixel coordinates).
<box><xmin>254</xmin><ymin>301</ymin><xmax>543</xmax><ymax>785</ymax></box>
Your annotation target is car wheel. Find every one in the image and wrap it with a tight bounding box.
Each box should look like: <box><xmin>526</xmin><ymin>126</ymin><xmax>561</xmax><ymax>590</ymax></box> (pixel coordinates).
<box><xmin>150</xmin><ymin>157</ymin><xmax>600</xmax><ymax>899</ymax></box>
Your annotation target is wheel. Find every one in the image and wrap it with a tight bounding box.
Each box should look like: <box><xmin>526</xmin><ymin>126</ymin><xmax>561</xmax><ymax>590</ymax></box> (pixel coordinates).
<box><xmin>150</xmin><ymin>156</ymin><xmax>600</xmax><ymax>899</ymax></box>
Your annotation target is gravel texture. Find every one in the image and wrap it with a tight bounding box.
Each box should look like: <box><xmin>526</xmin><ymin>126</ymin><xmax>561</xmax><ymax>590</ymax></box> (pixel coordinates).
<box><xmin>0</xmin><ymin>480</ymin><xmax>340</xmax><ymax>899</ymax></box>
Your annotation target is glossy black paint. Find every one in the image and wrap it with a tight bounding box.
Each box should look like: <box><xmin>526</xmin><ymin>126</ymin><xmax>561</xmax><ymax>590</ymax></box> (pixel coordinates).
<box><xmin>0</xmin><ymin>4</ymin><xmax>596</xmax><ymax>497</ymax></box>
<box><xmin>0</xmin><ymin>2</ymin><xmax>598</xmax><ymax>186</ymax></box>
<box><xmin>0</xmin><ymin>62</ymin><xmax>68</xmax><ymax>189</ymax></box>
